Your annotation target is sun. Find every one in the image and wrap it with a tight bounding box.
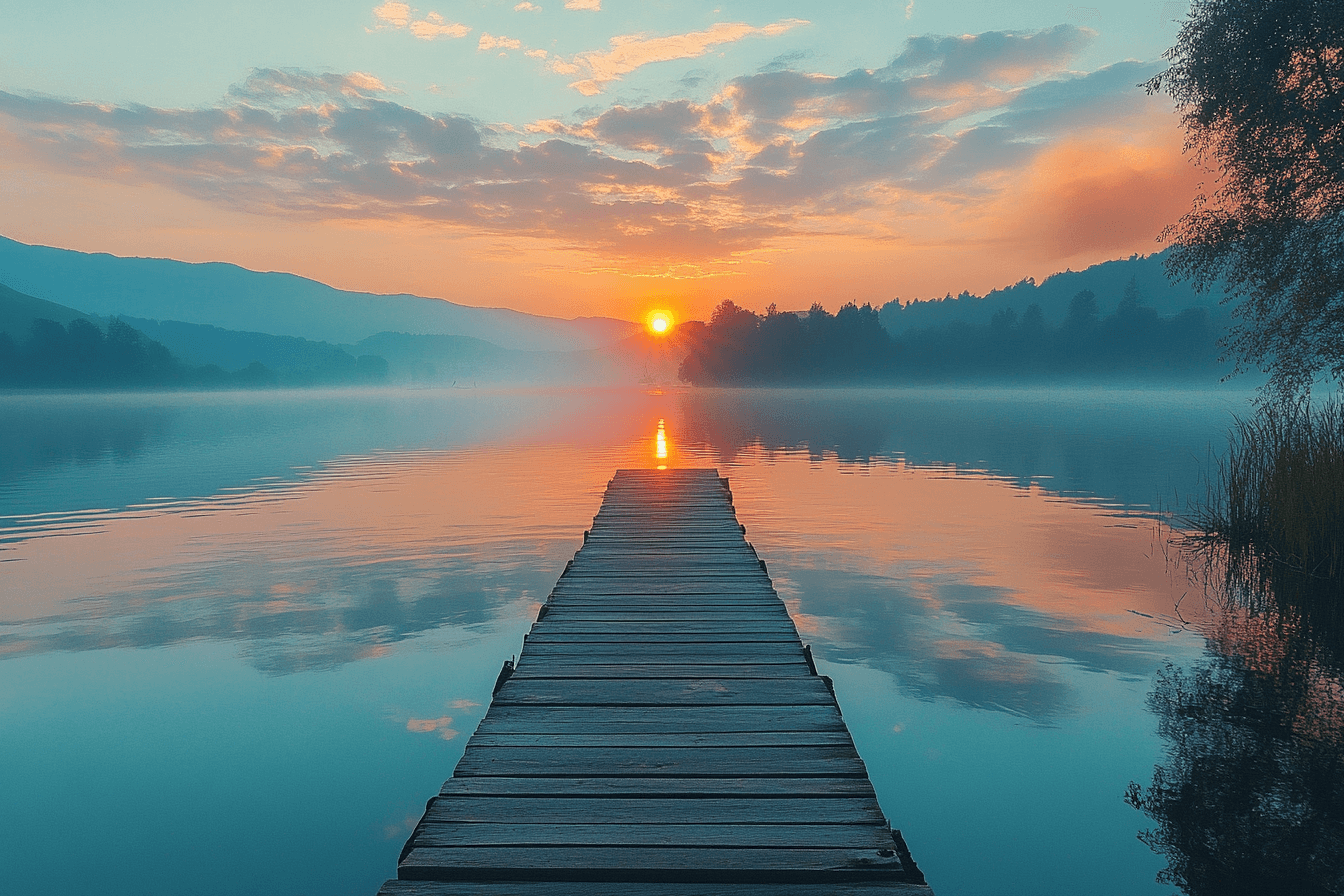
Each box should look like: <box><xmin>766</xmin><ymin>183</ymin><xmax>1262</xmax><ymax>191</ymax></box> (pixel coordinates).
<box><xmin>646</xmin><ymin>309</ymin><xmax>674</xmax><ymax>335</ymax></box>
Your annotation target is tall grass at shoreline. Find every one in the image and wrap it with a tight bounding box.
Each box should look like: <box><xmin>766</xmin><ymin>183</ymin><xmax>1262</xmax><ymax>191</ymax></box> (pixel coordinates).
<box><xmin>1188</xmin><ymin>399</ymin><xmax>1344</xmax><ymax>653</ymax></box>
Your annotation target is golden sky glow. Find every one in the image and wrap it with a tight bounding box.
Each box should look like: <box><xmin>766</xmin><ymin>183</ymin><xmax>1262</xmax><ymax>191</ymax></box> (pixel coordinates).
<box><xmin>0</xmin><ymin>5</ymin><xmax>1195</xmax><ymax>323</ymax></box>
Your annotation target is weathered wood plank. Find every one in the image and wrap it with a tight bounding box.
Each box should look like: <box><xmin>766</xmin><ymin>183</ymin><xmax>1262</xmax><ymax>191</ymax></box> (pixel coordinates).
<box><xmin>549</xmin><ymin>582</ymin><xmax>777</xmax><ymax>595</ymax></box>
<box><xmin>398</xmin><ymin>846</ymin><xmax>909</xmax><ymax>882</ymax></box>
<box><xmin>451</xmin><ymin>745</ymin><xmax>864</xmax><ymax>778</ymax></box>
<box><xmin>513</xmin><ymin>646</ymin><xmax>806</xmax><ymax>662</ymax></box>
<box><xmin>412</xmin><ymin>823</ymin><xmax>895</xmax><ymax>850</ymax></box>
<box><xmin>545</xmin><ymin>596</ymin><xmax>780</xmax><ymax>604</ymax></box>
<box><xmin>508</xmin><ymin>664</ymin><xmax>812</xmax><ymax>679</ymax></box>
<box><xmin>424</xmin><ymin>796</ymin><xmax>887</xmax><ymax>825</ymax></box>
<box><xmin>522</xmin><ymin>632</ymin><xmax>803</xmax><ymax>644</ymax></box>
<box><xmin>537</xmin><ymin>610</ymin><xmax>792</xmax><ymax>620</ymax></box>
<box><xmin>529</xmin><ymin>622</ymin><xmax>798</xmax><ymax>635</ymax></box>
<box><xmin>460</xmin><ymin>730</ymin><xmax>854</xmax><ymax>748</ymax></box>
<box><xmin>473</xmin><ymin>704</ymin><xmax>847</xmax><ymax>734</ymax></box>
<box><xmin>438</xmin><ymin>775</ymin><xmax>879</xmax><ymax>799</ymax></box>
<box><xmin>380</xmin><ymin>881</ymin><xmax>933</xmax><ymax>895</ymax></box>
<box><xmin>491</xmin><ymin>677</ymin><xmax>835</xmax><ymax>706</ymax></box>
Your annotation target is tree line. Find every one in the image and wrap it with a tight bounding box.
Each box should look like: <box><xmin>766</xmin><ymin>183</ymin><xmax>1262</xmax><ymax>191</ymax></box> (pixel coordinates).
<box><xmin>677</xmin><ymin>281</ymin><xmax>1222</xmax><ymax>385</ymax></box>
<box><xmin>0</xmin><ymin>317</ymin><xmax>388</xmax><ymax>388</ymax></box>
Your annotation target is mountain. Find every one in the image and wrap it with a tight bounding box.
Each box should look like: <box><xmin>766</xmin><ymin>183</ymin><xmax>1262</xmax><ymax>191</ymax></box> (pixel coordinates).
<box><xmin>0</xmin><ymin>236</ymin><xmax>638</xmax><ymax>352</ymax></box>
<box><xmin>879</xmin><ymin>251</ymin><xmax>1230</xmax><ymax>335</ymax></box>
<box><xmin>120</xmin><ymin>317</ymin><xmax>378</xmax><ymax>374</ymax></box>
<box><xmin>0</xmin><ymin>281</ymin><xmax>102</xmax><ymax>339</ymax></box>
<box><xmin>0</xmin><ymin>278</ymin><xmax>684</xmax><ymax>387</ymax></box>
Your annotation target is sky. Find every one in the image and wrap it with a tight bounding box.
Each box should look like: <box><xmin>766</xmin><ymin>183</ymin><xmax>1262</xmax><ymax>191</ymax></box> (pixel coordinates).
<box><xmin>0</xmin><ymin>1</ymin><xmax>1198</xmax><ymax>323</ymax></box>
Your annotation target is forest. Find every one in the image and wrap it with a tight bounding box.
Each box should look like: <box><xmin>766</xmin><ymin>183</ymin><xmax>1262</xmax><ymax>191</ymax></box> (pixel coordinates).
<box><xmin>0</xmin><ymin>316</ymin><xmax>388</xmax><ymax>388</ymax></box>
<box><xmin>678</xmin><ymin>281</ymin><xmax>1223</xmax><ymax>385</ymax></box>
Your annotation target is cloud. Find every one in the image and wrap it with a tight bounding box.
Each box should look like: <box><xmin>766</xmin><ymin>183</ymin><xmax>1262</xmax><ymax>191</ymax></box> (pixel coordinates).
<box><xmin>0</xmin><ymin>27</ymin><xmax>1185</xmax><ymax>273</ymax></box>
<box><xmin>406</xmin><ymin>716</ymin><xmax>458</xmax><ymax>739</ymax></box>
<box><xmin>372</xmin><ymin>1</ymin><xmax>411</xmax><ymax>28</ymax></box>
<box><xmin>370</xmin><ymin>3</ymin><xmax>470</xmax><ymax>40</ymax></box>
<box><xmin>555</xmin><ymin>19</ymin><xmax>809</xmax><ymax>95</ymax></box>
<box><xmin>515</xmin><ymin>1</ymin><xmax>541</xmax><ymax>9</ymax></box>
<box><xmin>478</xmin><ymin>33</ymin><xmax>523</xmax><ymax>51</ymax></box>
<box><xmin>564</xmin><ymin>0</ymin><xmax>601</xmax><ymax>9</ymax></box>
<box><xmin>411</xmin><ymin>12</ymin><xmax>471</xmax><ymax>40</ymax></box>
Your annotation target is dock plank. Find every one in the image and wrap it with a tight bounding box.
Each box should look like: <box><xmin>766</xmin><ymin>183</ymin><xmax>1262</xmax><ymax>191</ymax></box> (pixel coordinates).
<box><xmin>438</xmin><ymin>776</ymin><xmax>880</xmax><ymax>799</ymax></box>
<box><xmin>424</xmin><ymin>796</ymin><xmax>886</xmax><ymax>825</ymax></box>
<box><xmin>491</xmin><ymin>677</ymin><xmax>835</xmax><ymax>706</ymax></box>
<box><xmin>411</xmin><ymin>823</ymin><xmax>895</xmax><ymax>849</ymax></box>
<box><xmin>450</xmin><ymin>745</ymin><xmax>865</xmax><ymax>778</ymax></box>
<box><xmin>472</xmin><ymin>704</ymin><xmax>848</xmax><ymax>734</ymax></box>
<box><xmin>380</xmin><ymin>882</ymin><xmax>933</xmax><ymax>895</ymax></box>
<box><xmin>385</xmin><ymin>468</ymin><xmax>930</xmax><ymax>894</ymax></box>
<box><xmin>509</xmin><ymin>663</ymin><xmax>813</xmax><ymax>679</ymax></box>
<box><xmin>399</xmin><ymin>846</ymin><xmax>907</xmax><ymax>881</ymax></box>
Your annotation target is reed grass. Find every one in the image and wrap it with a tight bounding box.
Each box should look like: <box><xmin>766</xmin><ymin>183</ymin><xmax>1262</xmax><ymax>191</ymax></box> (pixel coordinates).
<box><xmin>1189</xmin><ymin>399</ymin><xmax>1344</xmax><ymax>651</ymax></box>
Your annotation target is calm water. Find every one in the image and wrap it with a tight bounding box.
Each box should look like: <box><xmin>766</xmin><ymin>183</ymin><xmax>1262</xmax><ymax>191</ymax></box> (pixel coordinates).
<box><xmin>0</xmin><ymin>384</ymin><xmax>1273</xmax><ymax>894</ymax></box>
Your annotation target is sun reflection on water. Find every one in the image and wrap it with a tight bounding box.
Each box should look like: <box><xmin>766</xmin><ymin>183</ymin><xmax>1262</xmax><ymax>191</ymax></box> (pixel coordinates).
<box><xmin>655</xmin><ymin>418</ymin><xmax>669</xmax><ymax>468</ymax></box>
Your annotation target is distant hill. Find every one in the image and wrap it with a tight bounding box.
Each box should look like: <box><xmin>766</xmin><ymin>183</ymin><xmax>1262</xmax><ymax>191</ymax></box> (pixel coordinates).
<box><xmin>0</xmin><ymin>281</ymin><xmax>102</xmax><ymax>338</ymax></box>
<box><xmin>879</xmin><ymin>251</ymin><xmax>1230</xmax><ymax>334</ymax></box>
<box><xmin>0</xmin><ymin>284</ymin><xmax>390</xmax><ymax>388</ymax></box>
<box><xmin>0</xmin><ymin>236</ymin><xmax>639</xmax><ymax>351</ymax></box>
<box><xmin>0</xmin><ymin>278</ymin><xmax>688</xmax><ymax>387</ymax></box>
<box><xmin>347</xmin><ymin>330</ymin><xmax>689</xmax><ymax>386</ymax></box>
<box><xmin>121</xmin><ymin>317</ymin><xmax>378</xmax><ymax>375</ymax></box>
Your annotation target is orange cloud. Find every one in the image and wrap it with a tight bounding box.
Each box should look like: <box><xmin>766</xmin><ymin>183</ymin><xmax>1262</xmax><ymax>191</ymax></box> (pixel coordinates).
<box><xmin>1017</xmin><ymin>133</ymin><xmax>1198</xmax><ymax>261</ymax></box>
<box><xmin>371</xmin><ymin>3</ymin><xmax>470</xmax><ymax>40</ymax></box>
<box><xmin>411</xmin><ymin>13</ymin><xmax>471</xmax><ymax>40</ymax></box>
<box><xmin>478</xmin><ymin>32</ymin><xmax>523</xmax><ymax>51</ymax></box>
<box><xmin>559</xmin><ymin>19</ymin><xmax>809</xmax><ymax>95</ymax></box>
<box><xmin>371</xmin><ymin>1</ymin><xmax>411</xmax><ymax>27</ymax></box>
<box><xmin>0</xmin><ymin>25</ymin><xmax>1197</xmax><ymax>321</ymax></box>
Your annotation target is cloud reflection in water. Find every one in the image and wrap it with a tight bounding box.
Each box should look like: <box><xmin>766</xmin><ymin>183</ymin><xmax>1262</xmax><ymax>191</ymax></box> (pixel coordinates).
<box><xmin>1</xmin><ymin>448</ymin><xmax>612</xmax><ymax>673</ymax></box>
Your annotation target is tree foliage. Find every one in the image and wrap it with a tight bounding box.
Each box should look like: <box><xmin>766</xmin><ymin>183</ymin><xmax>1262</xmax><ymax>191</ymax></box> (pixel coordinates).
<box><xmin>1145</xmin><ymin>0</ymin><xmax>1344</xmax><ymax>399</ymax></box>
<box><xmin>0</xmin><ymin>317</ymin><xmax>389</xmax><ymax>388</ymax></box>
<box><xmin>677</xmin><ymin>288</ymin><xmax>1222</xmax><ymax>385</ymax></box>
<box><xmin>678</xmin><ymin>300</ymin><xmax>895</xmax><ymax>385</ymax></box>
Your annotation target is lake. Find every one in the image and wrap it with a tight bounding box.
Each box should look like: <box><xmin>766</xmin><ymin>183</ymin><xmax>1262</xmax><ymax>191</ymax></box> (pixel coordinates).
<box><xmin>0</xmin><ymin>384</ymin><xmax>1278</xmax><ymax>894</ymax></box>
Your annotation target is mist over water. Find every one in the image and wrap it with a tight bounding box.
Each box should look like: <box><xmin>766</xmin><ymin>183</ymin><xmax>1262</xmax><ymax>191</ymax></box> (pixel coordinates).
<box><xmin>0</xmin><ymin>384</ymin><xmax>1299</xmax><ymax>895</ymax></box>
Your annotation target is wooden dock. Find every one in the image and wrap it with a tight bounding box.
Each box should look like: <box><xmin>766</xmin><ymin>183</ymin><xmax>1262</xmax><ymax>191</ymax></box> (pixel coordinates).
<box><xmin>378</xmin><ymin>468</ymin><xmax>932</xmax><ymax>894</ymax></box>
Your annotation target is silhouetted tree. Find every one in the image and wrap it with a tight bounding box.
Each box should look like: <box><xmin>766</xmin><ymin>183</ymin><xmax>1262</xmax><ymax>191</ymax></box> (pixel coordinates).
<box><xmin>1063</xmin><ymin>290</ymin><xmax>1100</xmax><ymax>332</ymax></box>
<box><xmin>676</xmin><ymin>291</ymin><xmax>1222</xmax><ymax>384</ymax></box>
<box><xmin>1145</xmin><ymin>0</ymin><xmax>1344</xmax><ymax>399</ymax></box>
<box><xmin>678</xmin><ymin>300</ymin><xmax>894</xmax><ymax>385</ymax></box>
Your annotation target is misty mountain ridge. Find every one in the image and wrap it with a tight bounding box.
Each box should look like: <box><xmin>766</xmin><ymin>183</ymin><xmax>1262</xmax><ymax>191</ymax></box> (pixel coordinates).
<box><xmin>0</xmin><ymin>281</ymin><xmax>106</xmax><ymax>336</ymax></box>
<box><xmin>878</xmin><ymin>250</ymin><xmax>1229</xmax><ymax>335</ymax></box>
<box><xmin>0</xmin><ymin>283</ymin><xmax>680</xmax><ymax>388</ymax></box>
<box><xmin>0</xmin><ymin>235</ymin><xmax>638</xmax><ymax>352</ymax></box>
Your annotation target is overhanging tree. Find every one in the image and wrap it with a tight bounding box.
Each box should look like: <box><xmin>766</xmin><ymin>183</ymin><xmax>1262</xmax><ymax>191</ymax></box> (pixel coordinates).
<box><xmin>1145</xmin><ymin>0</ymin><xmax>1344</xmax><ymax>399</ymax></box>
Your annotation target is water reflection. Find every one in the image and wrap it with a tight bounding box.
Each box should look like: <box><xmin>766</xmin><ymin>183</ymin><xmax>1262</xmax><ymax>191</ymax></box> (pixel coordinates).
<box><xmin>0</xmin><ymin>384</ymin><xmax>1268</xmax><ymax>896</ymax></box>
<box><xmin>0</xmin><ymin>392</ymin><xmax>172</xmax><ymax>486</ymax></box>
<box><xmin>719</xmin><ymin>460</ymin><xmax>1200</xmax><ymax>720</ymax></box>
<box><xmin>1125</xmin><ymin>532</ymin><xmax>1344</xmax><ymax>896</ymax></box>
<box><xmin>1126</xmin><ymin>609</ymin><xmax>1344</xmax><ymax>896</ymax></box>
<box><xmin>0</xmin><ymin>449</ymin><xmax>610</xmax><ymax>673</ymax></box>
<box><xmin>681</xmin><ymin>386</ymin><xmax>1251</xmax><ymax>511</ymax></box>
